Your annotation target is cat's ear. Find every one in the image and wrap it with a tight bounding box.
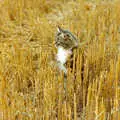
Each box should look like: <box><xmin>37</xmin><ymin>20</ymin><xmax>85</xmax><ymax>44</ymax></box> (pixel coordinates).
<box><xmin>57</xmin><ymin>26</ymin><xmax>63</xmax><ymax>32</ymax></box>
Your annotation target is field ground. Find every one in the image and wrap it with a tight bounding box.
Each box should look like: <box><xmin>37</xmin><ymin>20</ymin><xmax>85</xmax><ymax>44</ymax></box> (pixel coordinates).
<box><xmin>0</xmin><ymin>0</ymin><xmax>120</xmax><ymax>120</ymax></box>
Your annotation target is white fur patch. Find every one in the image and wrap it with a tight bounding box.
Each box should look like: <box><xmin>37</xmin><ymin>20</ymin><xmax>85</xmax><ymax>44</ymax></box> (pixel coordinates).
<box><xmin>56</xmin><ymin>47</ymin><xmax>72</xmax><ymax>64</ymax></box>
<box><xmin>56</xmin><ymin>47</ymin><xmax>72</xmax><ymax>74</ymax></box>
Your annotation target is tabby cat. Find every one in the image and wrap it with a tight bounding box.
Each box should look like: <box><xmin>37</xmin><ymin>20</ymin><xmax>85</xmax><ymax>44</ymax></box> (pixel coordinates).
<box><xmin>55</xmin><ymin>26</ymin><xmax>78</xmax><ymax>76</ymax></box>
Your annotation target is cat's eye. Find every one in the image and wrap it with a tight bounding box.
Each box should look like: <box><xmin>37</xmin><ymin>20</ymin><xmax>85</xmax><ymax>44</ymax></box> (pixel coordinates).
<box><xmin>57</xmin><ymin>32</ymin><xmax>61</xmax><ymax>36</ymax></box>
<box><xmin>66</xmin><ymin>34</ymin><xmax>70</xmax><ymax>37</ymax></box>
<box><xmin>64</xmin><ymin>34</ymin><xmax>70</xmax><ymax>40</ymax></box>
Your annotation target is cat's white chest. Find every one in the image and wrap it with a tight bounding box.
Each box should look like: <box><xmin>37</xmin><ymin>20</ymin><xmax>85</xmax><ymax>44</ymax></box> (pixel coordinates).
<box><xmin>56</xmin><ymin>47</ymin><xmax>72</xmax><ymax>64</ymax></box>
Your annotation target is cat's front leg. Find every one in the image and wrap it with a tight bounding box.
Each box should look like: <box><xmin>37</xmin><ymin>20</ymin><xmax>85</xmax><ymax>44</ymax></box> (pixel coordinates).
<box><xmin>57</xmin><ymin>62</ymin><xmax>67</xmax><ymax>75</ymax></box>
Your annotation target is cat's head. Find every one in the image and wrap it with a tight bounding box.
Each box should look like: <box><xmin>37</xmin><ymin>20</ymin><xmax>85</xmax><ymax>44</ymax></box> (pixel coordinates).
<box><xmin>55</xmin><ymin>26</ymin><xmax>78</xmax><ymax>50</ymax></box>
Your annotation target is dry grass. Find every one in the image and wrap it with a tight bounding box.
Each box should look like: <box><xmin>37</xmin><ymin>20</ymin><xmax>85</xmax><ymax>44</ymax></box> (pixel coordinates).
<box><xmin>0</xmin><ymin>0</ymin><xmax>120</xmax><ymax>120</ymax></box>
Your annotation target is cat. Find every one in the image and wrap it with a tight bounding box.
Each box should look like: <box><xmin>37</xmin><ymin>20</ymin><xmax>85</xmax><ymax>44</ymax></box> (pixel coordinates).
<box><xmin>55</xmin><ymin>26</ymin><xmax>78</xmax><ymax>76</ymax></box>
<box><xmin>54</xmin><ymin>26</ymin><xmax>87</xmax><ymax>114</ymax></box>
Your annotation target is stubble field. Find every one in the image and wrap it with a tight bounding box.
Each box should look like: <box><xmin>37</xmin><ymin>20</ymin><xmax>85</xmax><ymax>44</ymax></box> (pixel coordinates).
<box><xmin>0</xmin><ymin>0</ymin><xmax>120</xmax><ymax>120</ymax></box>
